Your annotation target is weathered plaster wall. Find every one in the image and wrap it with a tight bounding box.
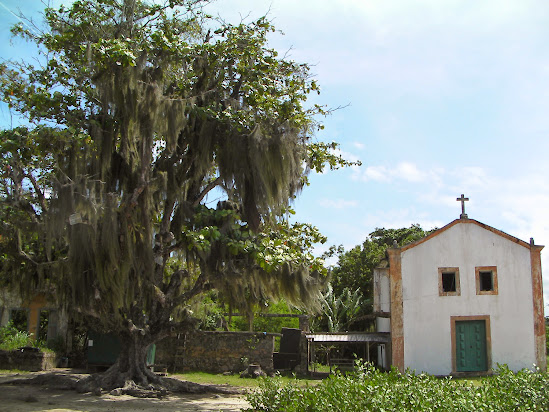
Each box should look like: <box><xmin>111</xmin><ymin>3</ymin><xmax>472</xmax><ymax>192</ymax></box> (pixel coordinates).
<box><xmin>27</xmin><ymin>295</ymin><xmax>47</xmax><ymax>340</ymax></box>
<box><xmin>0</xmin><ymin>291</ymin><xmax>68</xmax><ymax>344</ymax></box>
<box><xmin>374</xmin><ymin>267</ymin><xmax>391</xmax><ymax>370</ymax></box>
<box><xmin>401</xmin><ymin>222</ymin><xmax>537</xmax><ymax>375</ymax></box>
<box><xmin>373</xmin><ymin>267</ymin><xmax>391</xmax><ymax>333</ymax></box>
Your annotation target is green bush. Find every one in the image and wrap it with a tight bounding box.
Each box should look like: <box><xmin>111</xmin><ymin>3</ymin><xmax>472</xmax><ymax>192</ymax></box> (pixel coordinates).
<box><xmin>246</xmin><ymin>362</ymin><xmax>549</xmax><ymax>411</ymax></box>
<box><xmin>0</xmin><ymin>322</ymin><xmax>34</xmax><ymax>351</ymax></box>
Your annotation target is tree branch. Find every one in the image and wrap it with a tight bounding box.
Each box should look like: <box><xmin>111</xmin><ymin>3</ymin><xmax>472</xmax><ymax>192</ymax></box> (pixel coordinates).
<box><xmin>172</xmin><ymin>273</ymin><xmax>207</xmax><ymax>307</ymax></box>
<box><xmin>193</xmin><ymin>176</ymin><xmax>222</xmax><ymax>207</ymax></box>
<box><xmin>24</xmin><ymin>171</ymin><xmax>48</xmax><ymax>213</ymax></box>
<box><xmin>160</xmin><ymin>196</ymin><xmax>176</xmax><ymax>234</ymax></box>
<box><xmin>163</xmin><ymin>269</ymin><xmax>188</xmax><ymax>298</ymax></box>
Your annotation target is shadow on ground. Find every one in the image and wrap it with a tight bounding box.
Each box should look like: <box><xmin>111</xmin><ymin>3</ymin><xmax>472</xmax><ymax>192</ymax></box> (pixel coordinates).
<box><xmin>0</xmin><ymin>369</ymin><xmax>250</xmax><ymax>412</ymax></box>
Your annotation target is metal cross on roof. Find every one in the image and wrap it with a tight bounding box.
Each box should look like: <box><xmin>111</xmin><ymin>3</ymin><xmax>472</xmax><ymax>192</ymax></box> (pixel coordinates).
<box><xmin>456</xmin><ymin>194</ymin><xmax>469</xmax><ymax>219</ymax></box>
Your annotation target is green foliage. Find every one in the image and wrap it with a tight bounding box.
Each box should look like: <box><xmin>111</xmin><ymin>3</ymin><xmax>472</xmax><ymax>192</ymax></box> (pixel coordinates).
<box><xmin>0</xmin><ymin>322</ymin><xmax>33</xmax><ymax>351</ymax></box>
<box><xmin>315</xmin><ymin>224</ymin><xmax>433</xmax><ymax>331</ymax></box>
<box><xmin>479</xmin><ymin>364</ymin><xmax>549</xmax><ymax>411</ymax></box>
<box><xmin>329</xmin><ymin>224</ymin><xmax>434</xmax><ymax>307</ymax></box>
<box><xmin>249</xmin><ymin>304</ymin><xmax>299</xmax><ymax>333</ymax></box>
<box><xmin>368</xmin><ymin>225</ymin><xmax>434</xmax><ymax>248</ymax></box>
<box><xmin>0</xmin><ymin>0</ymin><xmax>357</xmax><ymax>381</ymax></box>
<box><xmin>228</xmin><ymin>300</ymin><xmax>300</xmax><ymax>333</ymax></box>
<box><xmin>0</xmin><ymin>0</ymin><xmax>344</xmax><ymax>328</ymax></box>
<box><xmin>193</xmin><ymin>291</ymin><xmax>300</xmax><ymax>332</ymax></box>
<box><xmin>0</xmin><ymin>322</ymin><xmax>59</xmax><ymax>352</ymax></box>
<box><xmin>312</xmin><ymin>284</ymin><xmax>367</xmax><ymax>332</ymax></box>
<box><xmin>191</xmin><ymin>291</ymin><xmax>226</xmax><ymax>331</ymax></box>
<box><xmin>246</xmin><ymin>362</ymin><xmax>549</xmax><ymax>412</ymax></box>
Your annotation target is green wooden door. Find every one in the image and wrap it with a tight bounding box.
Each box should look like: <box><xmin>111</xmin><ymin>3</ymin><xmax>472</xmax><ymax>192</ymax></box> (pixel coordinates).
<box><xmin>455</xmin><ymin>320</ymin><xmax>487</xmax><ymax>372</ymax></box>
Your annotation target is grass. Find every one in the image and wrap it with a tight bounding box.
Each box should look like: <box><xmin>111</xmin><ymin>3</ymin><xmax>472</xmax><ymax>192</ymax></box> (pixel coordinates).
<box><xmin>0</xmin><ymin>367</ymin><xmax>317</xmax><ymax>387</ymax></box>
<box><xmin>0</xmin><ymin>369</ymin><xmax>30</xmax><ymax>374</ymax></box>
<box><xmin>173</xmin><ymin>370</ymin><xmax>319</xmax><ymax>388</ymax></box>
<box><xmin>453</xmin><ymin>375</ymin><xmax>483</xmax><ymax>387</ymax></box>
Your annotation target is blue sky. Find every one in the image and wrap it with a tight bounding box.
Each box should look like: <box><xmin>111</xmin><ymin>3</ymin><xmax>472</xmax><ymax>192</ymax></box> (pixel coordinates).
<box><xmin>2</xmin><ymin>0</ymin><xmax>549</xmax><ymax>311</ymax></box>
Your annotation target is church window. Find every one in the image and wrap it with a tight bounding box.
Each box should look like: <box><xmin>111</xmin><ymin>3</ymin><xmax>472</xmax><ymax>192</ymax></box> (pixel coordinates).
<box><xmin>442</xmin><ymin>272</ymin><xmax>457</xmax><ymax>291</ymax></box>
<box><xmin>475</xmin><ymin>266</ymin><xmax>498</xmax><ymax>295</ymax></box>
<box><xmin>439</xmin><ymin>267</ymin><xmax>461</xmax><ymax>296</ymax></box>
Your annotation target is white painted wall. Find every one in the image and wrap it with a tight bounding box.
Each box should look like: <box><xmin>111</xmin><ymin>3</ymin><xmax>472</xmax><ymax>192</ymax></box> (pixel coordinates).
<box><xmin>401</xmin><ymin>222</ymin><xmax>537</xmax><ymax>375</ymax></box>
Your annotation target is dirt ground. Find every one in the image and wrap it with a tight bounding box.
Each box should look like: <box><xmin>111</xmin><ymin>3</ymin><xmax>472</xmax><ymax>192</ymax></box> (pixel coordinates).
<box><xmin>0</xmin><ymin>370</ymin><xmax>251</xmax><ymax>412</ymax></box>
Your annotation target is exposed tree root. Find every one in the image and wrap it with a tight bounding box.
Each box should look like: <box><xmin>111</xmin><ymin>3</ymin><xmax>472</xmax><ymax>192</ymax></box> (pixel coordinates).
<box><xmin>2</xmin><ymin>372</ymin><xmax>243</xmax><ymax>398</ymax></box>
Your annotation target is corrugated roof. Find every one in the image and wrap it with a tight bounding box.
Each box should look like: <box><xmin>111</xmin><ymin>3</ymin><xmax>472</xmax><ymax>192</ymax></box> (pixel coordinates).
<box><xmin>305</xmin><ymin>332</ymin><xmax>390</xmax><ymax>343</ymax></box>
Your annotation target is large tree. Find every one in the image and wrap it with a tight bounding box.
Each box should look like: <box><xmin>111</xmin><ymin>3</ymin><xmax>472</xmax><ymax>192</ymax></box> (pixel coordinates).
<box><xmin>0</xmin><ymin>0</ymin><xmax>355</xmax><ymax>392</ymax></box>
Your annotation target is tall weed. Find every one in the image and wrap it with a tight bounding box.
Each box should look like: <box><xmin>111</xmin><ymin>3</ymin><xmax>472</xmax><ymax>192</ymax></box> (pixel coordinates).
<box><xmin>246</xmin><ymin>362</ymin><xmax>549</xmax><ymax>411</ymax></box>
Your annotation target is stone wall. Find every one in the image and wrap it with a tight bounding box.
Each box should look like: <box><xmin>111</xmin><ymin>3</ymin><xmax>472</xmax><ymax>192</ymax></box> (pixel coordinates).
<box><xmin>0</xmin><ymin>349</ymin><xmax>57</xmax><ymax>371</ymax></box>
<box><xmin>156</xmin><ymin>331</ymin><xmax>280</xmax><ymax>374</ymax></box>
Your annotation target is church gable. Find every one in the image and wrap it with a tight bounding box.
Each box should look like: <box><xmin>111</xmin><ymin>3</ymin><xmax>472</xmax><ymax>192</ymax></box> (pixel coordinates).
<box><xmin>399</xmin><ymin>220</ymin><xmax>532</xmax><ymax>307</ymax></box>
<box><xmin>400</xmin><ymin>218</ymin><xmax>532</xmax><ymax>255</ymax></box>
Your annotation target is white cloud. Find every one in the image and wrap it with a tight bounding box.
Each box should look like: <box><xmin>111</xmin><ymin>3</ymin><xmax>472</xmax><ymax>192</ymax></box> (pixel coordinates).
<box><xmin>454</xmin><ymin>167</ymin><xmax>492</xmax><ymax>189</ymax></box>
<box><xmin>351</xmin><ymin>161</ymin><xmax>548</xmax><ymax>245</ymax></box>
<box><xmin>360</xmin><ymin>165</ymin><xmax>391</xmax><ymax>182</ymax></box>
<box><xmin>395</xmin><ymin>162</ymin><xmax>425</xmax><ymax>183</ymax></box>
<box><xmin>204</xmin><ymin>0</ymin><xmax>549</xmax><ymax>316</ymax></box>
<box><xmin>363</xmin><ymin>162</ymin><xmax>549</xmax><ymax>314</ymax></box>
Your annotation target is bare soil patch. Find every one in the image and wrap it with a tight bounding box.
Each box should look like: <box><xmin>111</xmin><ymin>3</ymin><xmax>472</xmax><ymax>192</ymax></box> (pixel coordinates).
<box><xmin>0</xmin><ymin>370</ymin><xmax>250</xmax><ymax>412</ymax></box>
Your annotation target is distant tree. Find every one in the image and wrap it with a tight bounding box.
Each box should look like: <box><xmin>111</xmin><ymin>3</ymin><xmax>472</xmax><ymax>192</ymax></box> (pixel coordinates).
<box><xmin>328</xmin><ymin>224</ymin><xmax>433</xmax><ymax>329</ymax></box>
<box><xmin>0</xmin><ymin>0</ymin><xmax>358</xmax><ymax>393</ymax></box>
<box><xmin>368</xmin><ymin>225</ymin><xmax>432</xmax><ymax>248</ymax></box>
<box><xmin>329</xmin><ymin>242</ymin><xmax>383</xmax><ymax>303</ymax></box>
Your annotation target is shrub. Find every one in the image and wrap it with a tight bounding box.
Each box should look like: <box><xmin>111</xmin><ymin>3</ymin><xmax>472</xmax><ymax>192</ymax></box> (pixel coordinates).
<box><xmin>246</xmin><ymin>362</ymin><xmax>549</xmax><ymax>411</ymax></box>
<box><xmin>0</xmin><ymin>322</ymin><xmax>34</xmax><ymax>351</ymax></box>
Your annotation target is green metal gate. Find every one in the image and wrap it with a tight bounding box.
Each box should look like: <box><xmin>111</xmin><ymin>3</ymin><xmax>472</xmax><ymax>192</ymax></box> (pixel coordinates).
<box><xmin>455</xmin><ymin>320</ymin><xmax>487</xmax><ymax>372</ymax></box>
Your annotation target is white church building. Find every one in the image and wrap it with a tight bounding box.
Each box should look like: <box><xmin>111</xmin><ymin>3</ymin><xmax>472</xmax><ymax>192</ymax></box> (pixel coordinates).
<box><xmin>374</xmin><ymin>196</ymin><xmax>546</xmax><ymax>375</ymax></box>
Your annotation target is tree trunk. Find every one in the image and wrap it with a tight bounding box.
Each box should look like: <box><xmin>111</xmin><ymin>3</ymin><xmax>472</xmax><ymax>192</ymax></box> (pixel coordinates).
<box><xmin>76</xmin><ymin>333</ymin><xmax>161</xmax><ymax>394</ymax></box>
<box><xmin>114</xmin><ymin>334</ymin><xmax>158</xmax><ymax>385</ymax></box>
<box><xmin>74</xmin><ymin>330</ymin><xmax>241</xmax><ymax>397</ymax></box>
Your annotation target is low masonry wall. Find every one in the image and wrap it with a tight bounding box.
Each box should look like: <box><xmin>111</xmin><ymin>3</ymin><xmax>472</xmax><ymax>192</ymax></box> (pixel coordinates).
<box><xmin>0</xmin><ymin>349</ymin><xmax>57</xmax><ymax>371</ymax></box>
<box><xmin>156</xmin><ymin>331</ymin><xmax>280</xmax><ymax>374</ymax></box>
